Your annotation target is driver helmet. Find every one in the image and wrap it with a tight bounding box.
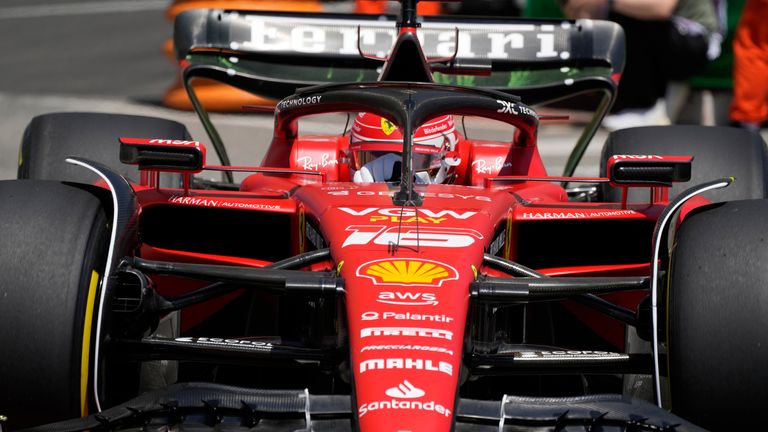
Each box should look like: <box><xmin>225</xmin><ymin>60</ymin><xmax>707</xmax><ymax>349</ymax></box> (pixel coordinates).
<box><xmin>349</xmin><ymin>112</ymin><xmax>459</xmax><ymax>184</ymax></box>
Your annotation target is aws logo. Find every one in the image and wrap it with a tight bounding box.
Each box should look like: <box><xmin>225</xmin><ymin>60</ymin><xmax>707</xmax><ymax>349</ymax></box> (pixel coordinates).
<box><xmin>357</xmin><ymin>259</ymin><xmax>459</xmax><ymax>287</ymax></box>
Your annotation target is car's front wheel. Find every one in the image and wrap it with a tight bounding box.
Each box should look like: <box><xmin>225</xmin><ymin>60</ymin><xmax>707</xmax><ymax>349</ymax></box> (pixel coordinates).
<box><xmin>0</xmin><ymin>180</ymin><xmax>110</xmax><ymax>429</ymax></box>
<box><xmin>667</xmin><ymin>198</ymin><xmax>768</xmax><ymax>430</ymax></box>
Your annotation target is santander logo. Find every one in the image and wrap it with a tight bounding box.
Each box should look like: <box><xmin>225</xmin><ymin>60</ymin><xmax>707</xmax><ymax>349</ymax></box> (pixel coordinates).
<box><xmin>385</xmin><ymin>380</ymin><xmax>425</xmax><ymax>399</ymax></box>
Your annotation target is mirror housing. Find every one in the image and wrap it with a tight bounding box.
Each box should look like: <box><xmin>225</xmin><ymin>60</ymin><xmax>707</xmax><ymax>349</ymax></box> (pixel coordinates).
<box><xmin>119</xmin><ymin>138</ymin><xmax>206</xmax><ymax>173</ymax></box>
<box><xmin>608</xmin><ymin>155</ymin><xmax>692</xmax><ymax>187</ymax></box>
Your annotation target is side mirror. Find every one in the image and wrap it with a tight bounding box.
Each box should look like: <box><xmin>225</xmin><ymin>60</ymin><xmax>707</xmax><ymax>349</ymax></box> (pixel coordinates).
<box><xmin>119</xmin><ymin>138</ymin><xmax>206</xmax><ymax>172</ymax></box>
<box><xmin>608</xmin><ymin>155</ymin><xmax>692</xmax><ymax>187</ymax></box>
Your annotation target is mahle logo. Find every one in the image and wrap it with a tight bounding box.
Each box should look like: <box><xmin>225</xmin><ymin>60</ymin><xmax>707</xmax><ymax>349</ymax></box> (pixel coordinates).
<box><xmin>358</xmin><ymin>259</ymin><xmax>458</xmax><ymax>287</ymax></box>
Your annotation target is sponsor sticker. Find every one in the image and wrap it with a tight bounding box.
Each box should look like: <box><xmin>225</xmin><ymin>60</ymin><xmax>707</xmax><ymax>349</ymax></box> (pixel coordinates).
<box><xmin>357</xmin><ymin>259</ymin><xmax>459</xmax><ymax>286</ymax></box>
<box><xmin>277</xmin><ymin>95</ymin><xmax>323</xmax><ymax>111</ymax></box>
<box><xmin>339</xmin><ymin>207</ymin><xmax>478</xmax><ymax>224</ymax></box>
<box><xmin>514</xmin><ymin>350</ymin><xmax>628</xmax><ymax>360</ymax></box>
<box><xmin>344</xmin><ymin>226</ymin><xmax>482</xmax><ymax>248</ymax></box>
<box><xmin>148</xmin><ymin>139</ymin><xmax>199</xmax><ymax>146</ymax></box>
<box><xmin>377</xmin><ymin>291</ymin><xmax>438</xmax><ymax>306</ymax></box>
<box><xmin>361</xmin><ymin>311</ymin><xmax>453</xmax><ymax>323</ymax></box>
<box><xmin>611</xmin><ymin>154</ymin><xmax>664</xmax><ymax>160</ymax></box>
<box><xmin>360</xmin><ymin>327</ymin><xmax>453</xmax><ymax>340</ymax></box>
<box><xmin>296</xmin><ymin>153</ymin><xmax>338</xmax><ymax>171</ymax></box>
<box><xmin>360</xmin><ymin>344</ymin><xmax>454</xmax><ymax>356</ymax></box>
<box><xmin>472</xmin><ymin>156</ymin><xmax>513</xmax><ymax>175</ymax></box>
<box><xmin>385</xmin><ymin>380</ymin><xmax>425</xmax><ymax>399</ymax></box>
<box><xmin>169</xmin><ymin>195</ymin><xmax>281</xmax><ymax>210</ymax></box>
<box><xmin>359</xmin><ymin>398</ymin><xmax>451</xmax><ymax>418</ymax></box>
<box><xmin>240</xmin><ymin>14</ymin><xmax>563</xmax><ymax>62</ymax></box>
<box><xmin>519</xmin><ymin>209</ymin><xmax>639</xmax><ymax>220</ymax></box>
<box><xmin>174</xmin><ymin>337</ymin><xmax>272</xmax><ymax>350</ymax></box>
<box><xmin>496</xmin><ymin>100</ymin><xmax>536</xmax><ymax>117</ymax></box>
<box><xmin>327</xmin><ymin>190</ymin><xmax>492</xmax><ymax>202</ymax></box>
<box><xmin>359</xmin><ymin>358</ymin><xmax>453</xmax><ymax>376</ymax></box>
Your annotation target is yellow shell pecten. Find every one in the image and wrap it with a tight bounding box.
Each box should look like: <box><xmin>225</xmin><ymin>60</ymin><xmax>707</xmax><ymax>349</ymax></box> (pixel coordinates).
<box><xmin>365</xmin><ymin>260</ymin><xmax>449</xmax><ymax>284</ymax></box>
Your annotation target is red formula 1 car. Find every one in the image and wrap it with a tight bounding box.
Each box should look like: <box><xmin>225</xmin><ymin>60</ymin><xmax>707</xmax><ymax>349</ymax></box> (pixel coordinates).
<box><xmin>2</xmin><ymin>1</ymin><xmax>767</xmax><ymax>431</ymax></box>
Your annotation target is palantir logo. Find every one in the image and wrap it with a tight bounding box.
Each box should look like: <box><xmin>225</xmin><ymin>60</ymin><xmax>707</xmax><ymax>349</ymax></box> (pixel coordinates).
<box><xmin>385</xmin><ymin>380</ymin><xmax>425</xmax><ymax>399</ymax></box>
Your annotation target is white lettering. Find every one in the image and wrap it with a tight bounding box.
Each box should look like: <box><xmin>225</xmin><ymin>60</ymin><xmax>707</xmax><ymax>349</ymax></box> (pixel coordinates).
<box><xmin>472</xmin><ymin>156</ymin><xmax>513</xmax><ymax>174</ymax></box>
<box><xmin>611</xmin><ymin>154</ymin><xmax>664</xmax><ymax>160</ymax></box>
<box><xmin>536</xmin><ymin>33</ymin><xmax>558</xmax><ymax>58</ymax></box>
<box><xmin>169</xmin><ymin>195</ymin><xmax>281</xmax><ymax>211</ymax></box>
<box><xmin>290</xmin><ymin>26</ymin><xmax>325</xmax><ymax>53</ymax></box>
<box><xmin>359</xmin><ymin>399</ymin><xmax>451</xmax><ymax>418</ymax></box>
<box><xmin>378</xmin><ymin>291</ymin><xmax>438</xmax><ymax>306</ymax></box>
<box><xmin>360</xmin><ymin>327</ymin><xmax>453</xmax><ymax>340</ymax></box>
<box><xmin>360</xmin><ymin>311</ymin><xmax>453</xmax><ymax>323</ymax></box>
<box><xmin>496</xmin><ymin>99</ymin><xmax>518</xmax><ymax>115</ymax></box>
<box><xmin>339</xmin><ymin>208</ymin><xmax>476</xmax><ymax>220</ymax></box>
<box><xmin>343</xmin><ymin>225</ymin><xmax>482</xmax><ymax>248</ymax></box>
<box><xmin>277</xmin><ymin>95</ymin><xmax>323</xmax><ymax>110</ymax></box>
<box><xmin>360</xmin><ymin>358</ymin><xmax>453</xmax><ymax>376</ymax></box>
<box><xmin>296</xmin><ymin>153</ymin><xmax>339</xmax><ymax>171</ymax></box>
<box><xmin>487</xmin><ymin>32</ymin><xmax>524</xmax><ymax>59</ymax></box>
<box><xmin>360</xmin><ymin>344</ymin><xmax>454</xmax><ymax>356</ymax></box>
<box><xmin>148</xmin><ymin>139</ymin><xmax>197</xmax><ymax>145</ymax></box>
<box><xmin>520</xmin><ymin>210</ymin><xmax>638</xmax><ymax>220</ymax></box>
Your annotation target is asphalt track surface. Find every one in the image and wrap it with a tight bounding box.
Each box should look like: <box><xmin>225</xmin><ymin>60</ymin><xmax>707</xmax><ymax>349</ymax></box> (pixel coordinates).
<box><xmin>8</xmin><ymin>0</ymin><xmax>762</xmax><ymax>182</ymax></box>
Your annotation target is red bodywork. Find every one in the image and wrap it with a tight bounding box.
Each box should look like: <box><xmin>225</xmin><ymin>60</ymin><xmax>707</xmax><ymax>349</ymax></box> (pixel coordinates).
<box><xmin>122</xmin><ymin>128</ymin><xmax>689</xmax><ymax>430</ymax></box>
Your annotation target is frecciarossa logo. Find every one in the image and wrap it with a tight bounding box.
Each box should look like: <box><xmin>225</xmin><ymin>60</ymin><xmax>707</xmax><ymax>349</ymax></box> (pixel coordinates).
<box><xmin>357</xmin><ymin>259</ymin><xmax>459</xmax><ymax>287</ymax></box>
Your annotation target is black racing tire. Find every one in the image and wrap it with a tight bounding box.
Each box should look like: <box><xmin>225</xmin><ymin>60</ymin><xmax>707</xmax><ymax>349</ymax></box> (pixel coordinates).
<box><xmin>667</xmin><ymin>199</ymin><xmax>768</xmax><ymax>430</ymax></box>
<box><xmin>600</xmin><ymin>125</ymin><xmax>768</xmax><ymax>202</ymax></box>
<box><xmin>0</xmin><ymin>180</ymin><xmax>110</xmax><ymax>429</ymax></box>
<box><xmin>18</xmin><ymin>112</ymin><xmax>192</xmax><ymax>184</ymax></box>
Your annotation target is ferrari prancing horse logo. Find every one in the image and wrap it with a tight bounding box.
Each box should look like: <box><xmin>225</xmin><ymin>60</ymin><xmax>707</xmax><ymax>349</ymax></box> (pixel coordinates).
<box><xmin>381</xmin><ymin>118</ymin><xmax>397</xmax><ymax>136</ymax></box>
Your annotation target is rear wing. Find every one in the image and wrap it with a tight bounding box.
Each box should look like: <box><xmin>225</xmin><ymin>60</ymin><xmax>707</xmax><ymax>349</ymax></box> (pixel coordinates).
<box><xmin>174</xmin><ymin>10</ymin><xmax>625</xmax><ymax>175</ymax></box>
<box><xmin>175</xmin><ymin>10</ymin><xmax>624</xmax><ymax>101</ymax></box>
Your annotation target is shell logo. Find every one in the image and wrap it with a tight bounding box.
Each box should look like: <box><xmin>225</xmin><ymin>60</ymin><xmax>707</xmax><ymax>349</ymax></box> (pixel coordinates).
<box><xmin>357</xmin><ymin>259</ymin><xmax>459</xmax><ymax>287</ymax></box>
<box><xmin>381</xmin><ymin>118</ymin><xmax>397</xmax><ymax>136</ymax></box>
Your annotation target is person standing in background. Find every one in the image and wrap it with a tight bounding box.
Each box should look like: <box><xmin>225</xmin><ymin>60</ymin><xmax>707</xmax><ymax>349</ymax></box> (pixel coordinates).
<box><xmin>729</xmin><ymin>0</ymin><xmax>768</xmax><ymax>132</ymax></box>
<box><xmin>561</xmin><ymin>0</ymin><xmax>722</xmax><ymax>130</ymax></box>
